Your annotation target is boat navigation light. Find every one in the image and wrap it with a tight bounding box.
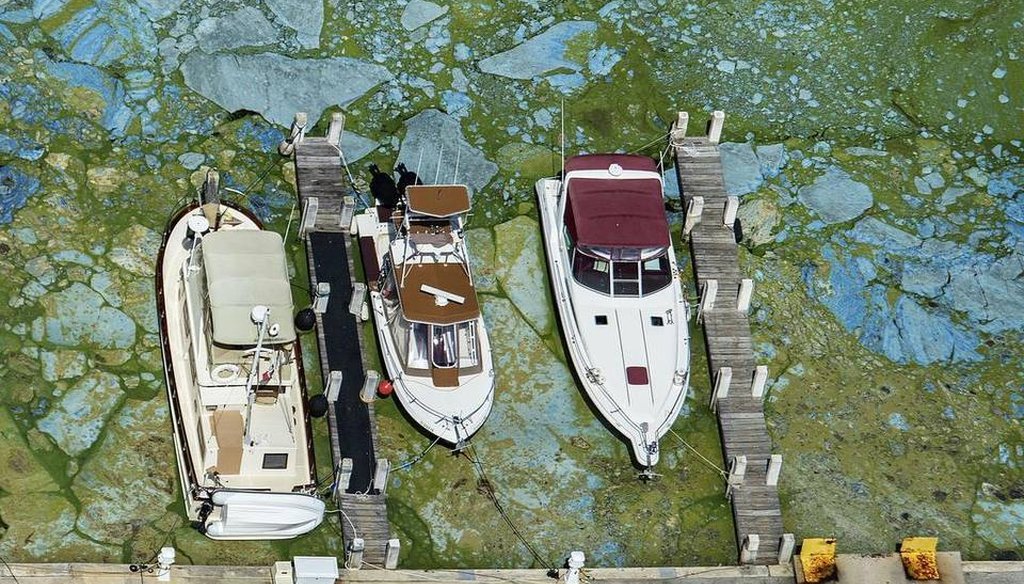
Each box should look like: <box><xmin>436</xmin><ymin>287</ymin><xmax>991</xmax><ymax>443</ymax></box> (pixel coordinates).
<box><xmin>250</xmin><ymin>305</ymin><xmax>270</xmax><ymax>324</ymax></box>
<box><xmin>420</xmin><ymin>284</ymin><xmax>465</xmax><ymax>306</ymax></box>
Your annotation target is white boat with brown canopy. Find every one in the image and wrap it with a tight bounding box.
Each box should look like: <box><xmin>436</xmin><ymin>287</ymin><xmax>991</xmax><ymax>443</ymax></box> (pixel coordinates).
<box><xmin>356</xmin><ymin>181</ymin><xmax>494</xmax><ymax>447</ymax></box>
<box><xmin>536</xmin><ymin>154</ymin><xmax>691</xmax><ymax>471</ymax></box>
<box><xmin>157</xmin><ymin>171</ymin><xmax>324</xmax><ymax>539</ymax></box>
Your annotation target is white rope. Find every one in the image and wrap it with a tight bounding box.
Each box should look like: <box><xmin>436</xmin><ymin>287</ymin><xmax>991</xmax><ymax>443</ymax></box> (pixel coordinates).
<box><xmin>669</xmin><ymin>427</ymin><xmax>728</xmax><ymax>479</ymax></box>
<box><xmin>339</xmin><ymin>508</ymin><xmax>359</xmax><ymax>541</ymax></box>
<box><xmin>331</xmin><ymin>142</ymin><xmax>372</xmax><ymax>209</ymax></box>
<box><xmin>627</xmin><ymin>129</ymin><xmax>674</xmax><ymax>154</ymax></box>
<box><xmin>282</xmin><ymin>201</ymin><xmax>297</xmax><ymax>243</ymax></box>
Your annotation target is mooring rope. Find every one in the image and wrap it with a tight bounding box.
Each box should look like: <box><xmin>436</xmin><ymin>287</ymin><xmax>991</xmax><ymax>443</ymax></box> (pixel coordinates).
<box><xmin>626</xmin><ymin>129</ymin><xmax>674</xmax><ymax>155</ymax></box>
<box><xmin>462</xmin><ymin>445</ymin><xmax>558</xmax><ymax>576</ymax></box>
<box><xmin>393</xmin><ymin>436</ymin><xmax>442</xmax><ymax>472</ymax></box>
<box><xmin>0</xmin><ymin>553</ymin><xmax>21</xmax><ymax>584</ymax></box>
<box><xmin>669</xmin><ymin>427</ymin><xmax>728</xmax><ymax>479</ymax></box>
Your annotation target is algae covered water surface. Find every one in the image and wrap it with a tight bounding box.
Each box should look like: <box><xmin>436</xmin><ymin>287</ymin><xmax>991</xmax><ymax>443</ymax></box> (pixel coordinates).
<box><xmin>1</xmin><ymin>0</ymin><xmax>1022</xmax><ymax>568</ymax></box>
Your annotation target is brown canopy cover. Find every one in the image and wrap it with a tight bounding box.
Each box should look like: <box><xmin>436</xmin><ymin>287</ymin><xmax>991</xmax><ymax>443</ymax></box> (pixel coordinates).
<box><xmin>406</xmin><ymin>185</ymin><xmax>471</xmax><ymax>218</ymax></box>
<box><xmin>564</xmin><ymin>153</ymin><xmax>658</xmax><ymax>173</ymax></box>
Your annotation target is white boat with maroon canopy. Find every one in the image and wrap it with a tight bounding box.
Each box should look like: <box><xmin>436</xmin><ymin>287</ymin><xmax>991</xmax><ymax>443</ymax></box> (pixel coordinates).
<box><xmin>157</xmin><ymin>185</ymin><xmax>323</xmax><ymax>540</ymax></box>
<box><xmin>357</xmin><ymin>183</ymin><xmax>494</xmax><ymax>447</ymax></box>
<box><xmin>536</xmin><ymin>154</ymin><xmax>690</xmax><ymax>469</ymax></box>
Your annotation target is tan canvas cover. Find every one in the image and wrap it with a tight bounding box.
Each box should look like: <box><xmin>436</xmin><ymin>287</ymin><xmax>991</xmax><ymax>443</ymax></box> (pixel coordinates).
<box><xmin>203</xmin><ymin>230</ymin><xmax>297</xmax><ymax>345</ymax></box>
<box><xmin>406</xmin><ymin>185</ymin><xmax>471</xmax><ymax>218</ymax></box>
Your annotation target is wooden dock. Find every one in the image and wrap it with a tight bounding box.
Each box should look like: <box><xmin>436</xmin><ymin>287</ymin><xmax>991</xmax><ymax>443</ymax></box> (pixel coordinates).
<box><xmin>671</xmin><ymin>111</ymin><xmax>788</xmax><ymax>565</ymax></box>
<box><xmin>287</xmin><ymin>115</ymin><xmax>393</xmax><ymax>566</ymax></box>
<box><xmin>2</xmin><ymin>560</ymin><xmax>1019</xmax><ymax>584</ymax></box>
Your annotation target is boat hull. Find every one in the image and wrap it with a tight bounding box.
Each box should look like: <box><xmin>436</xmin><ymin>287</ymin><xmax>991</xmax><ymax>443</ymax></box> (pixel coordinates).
<box><xmin>369</xmin><ymin>289</ymin><xmax>494</xmax><ymax>445</ymax></box>
<box><xmin>536</xmin><ymin>177</ymin><xmax>691</xmax><ymax>468</ymax></box>
<box><xmin>156</xmin><ymin>202</ymin><xmax>322</xmax><ymax>539</ymax></box>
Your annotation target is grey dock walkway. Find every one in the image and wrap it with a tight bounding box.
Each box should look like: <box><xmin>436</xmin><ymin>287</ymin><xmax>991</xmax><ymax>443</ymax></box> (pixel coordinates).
<box><xmin>287</xmin><ymin>115</ymin><xmax>392</xmax><ymax>566</ymax></box>
<box><xmin>671</xmin><ymin>112</ymin><xmax>787</xmax><ymax>565</ymax></box>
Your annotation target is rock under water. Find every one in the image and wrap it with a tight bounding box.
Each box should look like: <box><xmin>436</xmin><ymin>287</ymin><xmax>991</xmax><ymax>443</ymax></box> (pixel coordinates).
<box><xmin>180</xmin><ymin>52</ymin><xmax>391</xmax><ymax>127</ymax></box>
<box><xmin>395</xmin><ymin>109</ymin><xmax>498</xmax><ymax>193</ymax></box>
<box><xmin>478</xmin><ymin>21</ymin><xmax>596</xmax><ymax>80</ymax></box>
<box><xmin>797</xmin><ymin>166</ymin><xmax>874</xmax><ymax>224</ymax></box>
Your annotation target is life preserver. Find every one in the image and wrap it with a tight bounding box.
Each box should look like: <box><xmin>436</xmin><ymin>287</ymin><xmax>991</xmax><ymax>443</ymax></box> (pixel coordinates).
<box><xmin>211</xmin><ymin>363</ymin><xmax>241</xmax><ymax>383</ymax></box>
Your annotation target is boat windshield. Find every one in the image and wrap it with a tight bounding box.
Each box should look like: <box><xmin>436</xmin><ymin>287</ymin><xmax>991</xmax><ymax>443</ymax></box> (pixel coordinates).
<box><xmin>403</xmin><ymin>320</ymin><xmax>479</xmax><ymax>370</ymax></box>
<box><xmin>570</xmin><ymin>244</ymin><xmax>672</xmax><ymax>297</ymax></box>
<box><xmin>431</xmin><ymin>324</ymin><xmax>458</xmax><ymax>368</ymax></box>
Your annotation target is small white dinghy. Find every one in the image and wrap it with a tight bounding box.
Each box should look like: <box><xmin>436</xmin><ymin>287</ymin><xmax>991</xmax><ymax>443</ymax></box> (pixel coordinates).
<box><xmin>356</xmin><ymin>182</ymin><xmax>495</xmax><ymax>447</ymax></box>
<box><xmin>157</xmin><ymin>172</ymin><xmax>324</xmax><ymax>539</ymax></box>
<box><xmin>536</xmin><ymin>154</ymin><xmax>691</xmax><ymax>470</ymax></box>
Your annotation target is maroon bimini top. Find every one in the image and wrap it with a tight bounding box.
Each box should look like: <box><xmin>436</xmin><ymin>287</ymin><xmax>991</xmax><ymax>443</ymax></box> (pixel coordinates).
<box><xmin>565</xmin><ymin>154</ymin><xmax>658</xmax><ymax>173</ymax></box>
<box><xmin>563</xmin><ymin>155</ymin><xmax>670</xmax><ymax>248</ymax></box>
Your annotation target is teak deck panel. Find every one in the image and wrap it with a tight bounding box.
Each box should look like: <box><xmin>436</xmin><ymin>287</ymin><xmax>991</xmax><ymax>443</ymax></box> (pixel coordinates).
<box><xmin>406</xmin><ymin>184</ymin><xmax>471</xmax><ymax>217</ymax></box>
<box><xmin>293</xmin><ymin>136</ymin><xmax>390</xmax><ymax>565</ymax></box>
<box><xmin>393</xmin><ymin>262</ymin><xmax>480</xmax><ymax>325</ymax></box>
<box><xmin>674</xmin><ymin>136</ymin><xmax>784</xmax><ymax>565</ymax></box>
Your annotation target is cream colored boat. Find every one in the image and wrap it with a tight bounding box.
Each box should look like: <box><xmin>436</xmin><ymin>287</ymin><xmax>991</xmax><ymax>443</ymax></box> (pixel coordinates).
<box><xmin>157</xmin><ymin>188</ymin><xmax>323</xmax><ymax>540</ymax></box>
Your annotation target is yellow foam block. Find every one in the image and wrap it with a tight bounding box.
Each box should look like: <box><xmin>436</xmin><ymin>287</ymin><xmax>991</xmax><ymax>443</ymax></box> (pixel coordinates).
<box><xmin>800</xmin><ymin>538</ymin><xmax>837</xmax><ymax>583</ymax></box>
<box><xmin>901</xmin><ymin>537</ymin><xmax>940</xmax><ymax>580</ymax></box>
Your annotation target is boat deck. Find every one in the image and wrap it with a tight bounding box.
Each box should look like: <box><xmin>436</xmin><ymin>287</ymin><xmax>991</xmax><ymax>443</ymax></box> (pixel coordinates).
<box><xmin>672</xmin><ymin>120</ymin><xmax>787</xmax><ymax>565</ymax></box>
<box><xmin>293</xmin><ymin>134</ymin><xmax>392</xmax><ymax>566</ymax></box>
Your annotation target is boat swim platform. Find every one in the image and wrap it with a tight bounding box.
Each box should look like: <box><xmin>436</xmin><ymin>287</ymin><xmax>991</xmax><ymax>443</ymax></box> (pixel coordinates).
<box><xmin>671</xmin><ymin>111</ymin><xmax>786</xmax><ymax>565</ymax></box>
<box><xmin>1</xmin><ymin>560</ymin><xmax>1020</xmax><ymax>584</ymax></box>
<box><xmin>285</xmin><ymin>112</ymin><xmax>393</xmax><ymax>565</ymax></box>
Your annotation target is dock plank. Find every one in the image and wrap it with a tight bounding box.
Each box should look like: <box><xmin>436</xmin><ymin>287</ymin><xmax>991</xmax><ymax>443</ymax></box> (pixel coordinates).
<box><xmin>675</xmin><ymin>135</ymin><xmax>783</xmax><ymax>564</ymax></box>
<box><xmin>294</xmin><ymin>136</ymin><xmax>391</xmax><ymax>565</ymax></box>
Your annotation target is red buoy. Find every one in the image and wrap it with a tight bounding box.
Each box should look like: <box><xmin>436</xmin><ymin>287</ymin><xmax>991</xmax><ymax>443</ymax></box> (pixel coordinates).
<box><xmin>378</xmin><ymin>379</ymin><xmax>394</xmax><ymax>397</ymax></box>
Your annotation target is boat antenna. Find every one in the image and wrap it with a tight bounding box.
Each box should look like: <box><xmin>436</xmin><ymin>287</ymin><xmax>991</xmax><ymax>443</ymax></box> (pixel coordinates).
<box><xmin>434</xmin><ymin>143</ymin><xmax>444</xmax><ymax>185</ymax></box>
<box><xmin>414</xmin><ymin>148</ymin><xmax>424</xmax><ymax>182</ymax></box>
<box><xmin>560</xmin><ymin>97</ymin><xmax>566</xmax><ymax>176</ymax></box>
<box><xmin>453</xmin><ymin>144</ymin><xmax>462</xmax><ymax>185</ymax></box>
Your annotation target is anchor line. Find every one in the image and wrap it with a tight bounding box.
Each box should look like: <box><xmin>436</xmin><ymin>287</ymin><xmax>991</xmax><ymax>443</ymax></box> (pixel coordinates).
<box><xmin>669</xmin><ymin>428</ymin><xmax>728</xmax><ymax>479</ymax></box>
<box><xmin>462</xmin><ymin>445</ymin><xmax>558</xmax><ymax>576</ymax></box>
<box><xmin>393</xmin><ymin>436</ymin><xmax>442</xmax><ymax>471</ymax></box>
<box><xmin>0</xmin><ymin>552</ymin><xmax>21</xmax><ymax>584</ymax></box>
<box><xmin>626</xmin><ymin>129</ymin><xmax>674</xmax><ymax>155</ymax></box>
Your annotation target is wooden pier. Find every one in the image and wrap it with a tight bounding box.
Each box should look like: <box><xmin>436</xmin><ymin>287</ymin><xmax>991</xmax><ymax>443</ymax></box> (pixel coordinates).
<box><xmin>671</xmin><ymin>111</ymin><xmax>788</xmax><ymax>565</ymax></box>
<box><xmin>286</xmin><ymin>113</ymin><xmax>394</xmax><ymax>566</ymax></box>
<box><xmin>2</xmin><ymin>559</ymin><xmax>1020</xmax><ymax>584</ymax></box>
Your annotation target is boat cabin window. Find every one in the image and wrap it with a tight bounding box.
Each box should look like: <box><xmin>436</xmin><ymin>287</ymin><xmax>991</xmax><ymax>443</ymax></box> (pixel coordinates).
<box><xmin>431</xmin><ymin>324</ymin><xmax>458</xmax><ymax>368</ymax></box>
<box><xmin>403</xmin><ymin>319</ymin><xmax>478</xmax><ymax>370</ymax></box>
<box><xmin>571</xmin><ymin>249</ymin><xmax>611</xmax><ymax>294</ymax></box>
<box><xmin>262</xmin><ymin>453</ymin><xmax>288</xmax><ymax>469</ymax></box>
<box><xmin>570</xmin><ymin>244</ymin><xmax>672</xmax><ymax>297</ymax></box>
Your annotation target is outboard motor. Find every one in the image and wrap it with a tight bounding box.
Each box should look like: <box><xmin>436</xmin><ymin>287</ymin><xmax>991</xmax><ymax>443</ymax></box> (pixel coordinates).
<box><xmin>368</xmin><ymin>164</ymin><xmax>399</xmax><ymax>207</ymax></box>
<box><xmin>395</xmin><ymin>162</ymin><xmax>423</xmax><ymax>197</ymax></box>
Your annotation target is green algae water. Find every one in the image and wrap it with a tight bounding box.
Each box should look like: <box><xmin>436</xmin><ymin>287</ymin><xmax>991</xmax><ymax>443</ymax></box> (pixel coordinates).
<box><xmin>1</xmin><ymin>0</ymin><xmax>1022</xmax><ymax>568</ymax></box>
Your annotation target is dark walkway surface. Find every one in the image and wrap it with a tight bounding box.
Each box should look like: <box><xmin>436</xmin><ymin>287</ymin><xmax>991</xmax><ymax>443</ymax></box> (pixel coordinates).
<box><xmin>308</xmin><ymin>231</ymin><xmax>374</xmax><ymax>493</ymax></box>
<box><xmin>294</xmin><ymin>135</ymin><xmax>391</xmax><ymax>564</ymax></box>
